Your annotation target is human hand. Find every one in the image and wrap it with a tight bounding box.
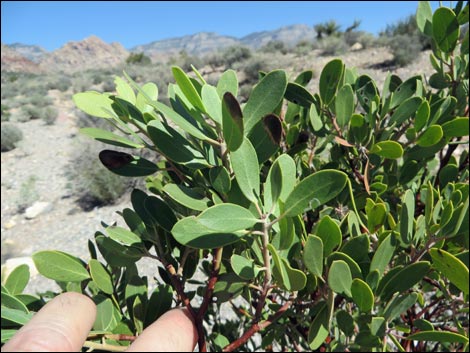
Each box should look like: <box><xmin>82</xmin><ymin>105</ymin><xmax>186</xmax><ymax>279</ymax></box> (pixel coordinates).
<box><xmin>2</xmin><ymin>292</ymin><xmax>198</xmax><ymax>352</ymax></box>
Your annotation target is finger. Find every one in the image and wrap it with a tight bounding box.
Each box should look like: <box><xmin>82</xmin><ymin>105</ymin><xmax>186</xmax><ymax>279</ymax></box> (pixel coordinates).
<box><xmin>126</xmin><ymin>308</ymin><xmax>198</xmax><ymax>352</ymax></box>
<box><xmin>2</xmin><ymin>292</ymin><xmax>96</xmax><ymax>352</ymax></box>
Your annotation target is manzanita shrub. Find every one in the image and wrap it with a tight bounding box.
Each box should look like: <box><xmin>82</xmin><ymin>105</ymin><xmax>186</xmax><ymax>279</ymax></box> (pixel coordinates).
<box><xmin>2</xmin><ymin>2</ymin><xmax>469</xmax><ymax>351</ymax></box>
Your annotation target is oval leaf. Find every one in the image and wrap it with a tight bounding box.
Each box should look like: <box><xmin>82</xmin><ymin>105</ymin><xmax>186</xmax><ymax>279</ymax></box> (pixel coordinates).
<box><xmin>32</xmin><ymin>251</ymin><xmax>90</xmax><ymax>283</ymax></box>
<box><xmin>370</xmin><ymin>141</ymin><xmax>403</xmax><ymax>159</ymax></box>
<box><xmin>244</xmin><ymin>70</ymin><xmax>287</xmax><ymax>133</ymax></box>
<box><xmin>335</xmin><ymin>84</ymin><xmax>354</xmax><ymax>128</ymax></box>
<box><xmin>4</xmin><ymin>264</ymin><xmax>30</xmax><ymax>295</ymax></box>
<box><xmin>99</xmin><ymin>150</ymin><xmax>158</xmax><ymax>176</ymax></box>
<box><xmin>230</xmin><ymin>137</ymin><xmax>260</xmax><ymax>203</ymax></box>
<box><xmin>80</xmin><ymin>128</ymin><xmax>144</xmax><ymax>149</ymax></box>
<box><xmin>351</xmin><ymin>278</ymin><xmax>374</xmax><ymax>312</ymax></box>
<box><xmin>163</xmin><ymin>184</ymin><xmax>210</xmax><ymax>211</ymax></box>
<box><xmin>429</xmin><ymin>248</ymin><xmax>469</xmax><ymax>295</ymax></box>
<box><xmin>320</xmin><ymin>59</ymin><xmax>344</xmax><ymax>106</ymax></box>
<box><xmin>316</xmin><ymin>216</ymin><xmax>342</xmax><ymax>257</ymax></box>
<box><xmin>417</xmin><ymin>125</ymin><xmax>443</xmax><ymax>147</ymax></box>
<box><xmin>231</xmin><ymin>254</ymin><xmax>260</xmax><ymax>280</ymax></box>
<box><xmin>328</xmin><ymin>260</ymin><xmax>352</xmax><ymax>297</ymax></box>
<box><xmin>303</xmin><ymin>235</ymin><xmax>324</xmax><ymax>277</ymax></box>
<box><xmin>407</xmin><ymin>331</ymin><xmax>468</xmax><ymax>344</ymax></box>
<box><xmin>284</xmin><ymin>170</ymin><xmax>348</xmax><ymax>217</ymax></box>
<box><xmin>432</xmin><ymin>7</ymin><xmax>460</xmax><ymax>53</ymax></box>
<box><xmin>222</xmin><ymin>92</ymin><xmax>244</xmax><ymax>151</ymax></box>
<box><xmin>172</xmin><ymin>66</ymin><xmax>206</xmax><ymax>112</ymax></box>
<box><xmin>73</xmin><ymin>91</ymin><xmax>114</xmax><ymax>119</ymax></box>
<box><xmin>89</xmin><ymin>259</ymin><xmax>114</xmax><ymax>295</ymax></box>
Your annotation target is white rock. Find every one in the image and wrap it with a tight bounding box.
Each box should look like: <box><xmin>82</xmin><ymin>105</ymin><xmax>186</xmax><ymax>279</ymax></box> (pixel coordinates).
<box><xmin>1</xmin><ymin>256</ymin><xmax>38</xmax><ymax>279</ymax></box>
<box><xmin>350</xmin><ymin>42</ymin><xmax>363</xmax><ymax>51</ymax></box>
<box><xmin>24</xmin><ymin>201</ymin><xmax>53</xmax><ymax>219</ymax></box>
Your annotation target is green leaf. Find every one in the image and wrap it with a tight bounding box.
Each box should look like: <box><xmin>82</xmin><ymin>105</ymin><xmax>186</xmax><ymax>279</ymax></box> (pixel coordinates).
<box><xmin>415</xmin><ymin>100</ymin><xmax>430</xmax><ymax>131</ymax></box>
<box><xmin>201</xmin><ymin>84</ymin><xmax>222</xmax><ymax>125</ymax></box>
<box><xmin>136</xmin><ymin>82</ymin><xmax>158</xmax><ymax>113</ymax></box>
<box><xmin>407</xmin><ymin>331</ymin><xmax>468</xmax><ymax>344</ymax></box>
<box><xmin>231</xmin><ymin>254</ymin><xmax>261</xmax><ymax>280</ymax></box>
<box><xmin>284</xmin><ymin>82</ymin><xmax>316</xmax><ymax>107</ymax></box>
<box><xmin>303</xmin><ymin>235</ymin><xmax>324</xmax><ymax>277</ymax></box>
<box><xmin>400</xmin><ymin>190</ymin><xmax>415</xmax><ymax>245</ymax></box>
<box><xmin>429</xmin><ymin>248</ymin><xmax>469</xmax><ymax>295</ymax></box>
<box><xmin>308</xmin><ymin>303</ymin><xmax>329</xmax><ymax>349</ymax></box>
<box><xmin>1</xmin><ymin>292</ymin><xmax>29</xmax><ymax>312</ymax></box>
<box><xmin>336</xmin><ymin>310</ymin><xmax>355</xmax><ymax>336</ymax></box>
<box><xmin>268</xmin><ymin>244</ymin><xmax>306</xmax><ymax>291</ymax></box>
<box><xmin>390</xmin><ymin>76</ymin><xmax>419</xmax><ymax>109</ymax></box>
<box><xmin>319</xmin><ymin>59</ymin><xmax>344</xmax><ymax>106</ymax></box>
<box><xmin>294</xmin><ymin>70</ymin><xmax>314</xmax><ymax>86</ymax></box>
<box><xmin>370</xmin><ymin>233</ymin><xmax>396</xmax><ymax>276</ymax></box>
<box><xmin>209</xmin><ymin>166</ymin><xmax>231</xmax><ymax>195</ymax></box>
<box><xmin>327</xmin><ymin>252</ymin><xmax>363</xmax><ymax>279</ymax></box>
<box><xmin>172</xmin><ymin>204</ymin><xmax>257</xmax><ymax>249</ymax></box>
<box><xmin>4</xmin><ymin>264</ymin><xmax>30</xmax><ymax>295</ymax></box>
<box><xmin>284</xmin><ymin>170</ymin><xmax>348</xmax><ymax>217</ymax></box>
<box><xmin>379</xmin><ymin>261</ymin><xmax>431</xmax><ymax>300</ymax></box>
<box><xmin>264</xmin><ymin>154</ymin><xmax>296</xmax><ymax>210</ymax></box>
<box><xmin>244</xmin><ymin>70</ymin><xmax>287</xmax><ymax>133</ymax></box>
<box><xmin>328</xmin><ymin>260</ymin><xmax>352</xmax><ymax>297</ymax></box>
<box><xmin>196</xmin><ymin>203</ymin><xmax>258</xmax><ymax>231</ymax></box>
<box><xmin>230</xmin><ymin>137</ymin><xmax>260</xmax><ymax>203</ymax></box>
<box><xmin>73</xmin><ymin>91</ymin><xmax>114</xmax><ymax>119</ymax></box>
<box><xmin>115</xmin><ymin>76</ymin><xmax>136</xmax><ymax>104</ymax></box>
<box><xmin>152</xmin><ymin>101</ymin><xmax>210</xmax><ymax>141</ymax></box>
<box><xmin>145</xmin><ymin>285</ymin><xmax>173</xmax><ymax>327</ymax></box>
<box><xmin>214</xmin><ymin>273</ymin><xmax>246</xmax><ymax>302</ymax></box>
<box><xmin>93</xmin><ymin>296</ymin><xmax>121</xmax><ymax>332</ymax></box>
<box><xmin>163</xmin><ymin>184</ymin><xmax>210</xmax><ymax>211</ymax></box>
<box><xmin>172</xmin><ymin>66</ymin><xmax>206</xmax><ymax>112</ymax></box>
<box><xmin>351</xmin><ymin>278</ymin><xmax>374</xmax><ymax>312</ymax></box>
<box><xmin>442</xmin><ymin>117</ymin><xmax>469</xmax><ymax>137</ymax></box>
<box><xmin>370</xmin><ymin>141</ymin><xmax>403</xmax><ymax>159</ymax></box>
<box><xmin>89</xmin><ymin>259</ymin><xmax>114</xmax><ymax>295</ymax></box>
<box><xmin>416</xmin><ymin>1</ymin><xmax>433</xmax><ymax>36</ymax></box>
<box><xmin>32</xmin><ymin>251</ymin><xmax>90</xmax><ymax>283</ymax></box>
<box><xmin>432</xmin><ymin>7</ymin><xmax>460</xmax><ymax>53</ymax></box>
<box><xmin>222</xmin><ymin>92</ymin><xmax>244</xmax><ymax>151</ymax></box>
<box><xmin>390</xmin><ymin>97</ymin><xmax>423</xmax><ymax>125</ymax></box>
<box><xmin>366</xmin><ymin>200</ymin><xmax>387</xmax><ymax>233</ymax></box>
<box><xmin>106</xmin><ymin>226</ymin><xmax>142</xmax><ymax>246</ymax></box>
<box><xmin>99</xmin><ymin>150</ymin><xmax>158</xmax><ymax>177</ymax></box>
<box><xmin>417</xmin><ymin>125</ymin><xmax>443</xmax><ymax>147</ymax></box>
<box><xmin>1</xmin><ymin>307</ymin><xmax>33</xmax><ymax>325</ymax></box>
<box><xmin>144</xmin><ymin>196</ymin><xmax>177</xmax><ymax>232</ymax></box>
<box><xmin>335</xmin><ymin>84</ymin><xmax>354</xmax><ymax>128</ymax></box>
<box><xmin>147</xmin><ymin>120</ymin><xmax>209</xmax><ymax>168</ymax></box>
<box><xmin>1</xmin><ymin>329</ymin><xmax>17</xmax><ymax>344</ymax></box>
<box><xmin>216</xmin><ymin>69</ymin><xmax>238</xmax><ymax>98</ymax></box>
<box><xmin>315</xmin><ymin>216</ymin><xmax>342</xmax><ymax>257</ymax></box>
<box><xmin>384</xmin><ymin>293</ymin><xmax>418</xmax><ymax>321</ymax></box>
<box><xmin>80</xmin><ymin>127</ymin><xmax>144</xmax><ymax>149</ymax></box>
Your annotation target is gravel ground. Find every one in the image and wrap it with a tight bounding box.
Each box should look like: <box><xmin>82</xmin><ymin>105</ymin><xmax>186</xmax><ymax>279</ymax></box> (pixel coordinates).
<box><xmin>1</xmin><ymin>46</ymin><xmax>435</xmax><ymax>295</ymax></box>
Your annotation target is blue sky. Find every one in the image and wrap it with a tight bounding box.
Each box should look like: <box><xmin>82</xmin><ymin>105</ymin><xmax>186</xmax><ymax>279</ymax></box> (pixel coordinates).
<box><xmin>1</xmin><ymin>1</ymin><xmax>447</xmax><ymax>51</ymax></box>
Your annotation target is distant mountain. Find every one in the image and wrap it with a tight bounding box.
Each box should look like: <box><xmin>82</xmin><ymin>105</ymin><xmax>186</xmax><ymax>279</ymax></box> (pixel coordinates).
<box><xmin>1</xmin><ymin>43</ymin><xmax>44</xmax><ymax>73</ymax></box>
<box><xmin>38</xmin><ymin>35</ymin><xmax>129</xmax><ymax>73</ymax></box>
<box><xmin>241</xmin><ymin>24</ymin><xmax>317</xmax><ymax>49</ymax></box>
<box><xmin>132</xmin><ymin>24</ymin><xmax>317</xmax><ymax>57</ymax></box>
<box><xmin>7</xmin><ymin>43</ymin><xmax>48</xmax><ymax>63</ymax></box>
<box><xmin>131</xmin><ymin>32</ymin><xmax>241</xmax><ymax>58</ymax></box>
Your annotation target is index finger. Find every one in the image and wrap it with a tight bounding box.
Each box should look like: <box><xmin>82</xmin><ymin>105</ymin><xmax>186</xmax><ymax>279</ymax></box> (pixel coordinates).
<box><xmin>2</xmin><ymin>292</ymin><xmax>96</xmax><ymax>352</ymax></box>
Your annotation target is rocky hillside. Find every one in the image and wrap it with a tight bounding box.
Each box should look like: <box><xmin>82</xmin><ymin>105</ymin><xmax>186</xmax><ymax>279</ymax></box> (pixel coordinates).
<box><xmin>241</xmin><ymin>24</ymin><xmax>316</xmax><ymax>49</ymax></box>
<box><xmin>38</xmin><ymin>35</ymin><xmax>129</xmax><ymax>73</ymax></box>
<box><xmin>1</xmin><ymin>44</ymin><xmax>44</xmax><ymax>74</ymax></box>
<box><xmin>7</xmin><ymin>43</ymin><xmax>47</xmax><ymax>63</ymax></box>
<box><xmin>132</xmin><ymin>32</ymin><xmax>241</xmax><ymax>58</ymax></box>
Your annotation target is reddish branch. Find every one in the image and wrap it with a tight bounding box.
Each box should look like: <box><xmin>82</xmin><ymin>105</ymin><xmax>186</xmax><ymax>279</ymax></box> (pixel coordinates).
<box><xmin>196</xmin><ymin>247</ymin><xmax>223</xmax><ymax>352</ymax></box>
<box><xmin>222</xmin><ymin>300</ymin><xmax>293</xmax><ymax>352</ymax></box>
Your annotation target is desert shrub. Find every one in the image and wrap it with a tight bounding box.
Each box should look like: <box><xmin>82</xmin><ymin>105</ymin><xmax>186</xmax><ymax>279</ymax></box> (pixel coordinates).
<box><xmin>1</xmin><ymin>123</ymin><xmax>23</xmax><ymax>152</ymax></box>
<box><xmin>261</xmin><ymin>40</ymin><xmax>288</xmax><ymax>55</ymax></box>
<box><xmin>294</xmin><ymin>40</ymin><xmax>315</xmax><ymax>56</ymax></box>
<box><xmin>16</xmin><ymin>175</ymin><xmax>39</xmax><ymax>213</ymax></box>
<box><xmin>388</xmin><ymin>34</ymin><xmax>423</xmax><ymax>67</ymax></box>
<box><xmin>45</xmin><ymin>75</ymin><xmax>72</xmax><ymax>92</ymax></box>
<box><xmin>1</xmin><ymin>3</ymin><xmax>469</xmax><ymax>352</ymax></box>
<box><xmin>1</xmin><ymin>104</ymin><xmax>11</xmax><ymax>122</ymax></box>
<box><xmin>169</xmin><ymin>50</ymin><xmax>204</xmax><ymax>72</ymax></box>
<box><xmin>26</xmin><ymin>94</ymin><xmax>53</xmax><ymax>108</ymax></box>
<box><xmin>41</xmin><ymin>106</ymin><xmax>58</xmax><ymax>125</ymax></box>
<box><xmin>126</xmin><ymin>52</ymin><xmax>151</xmax><ymax>65</ymax></box>
<box><xmin>318</xmin><ymin>36</ymin><xmax>349</xmax><ymax>56</ymax></box>
<box><xmin>343</xmin><ymin>30</ymin><xmax>377</xmax><ymax>49</ymax></box>
<box><xmin>64</xmin><ymin>137</ymin><xmax>134</xmax><ymax>211</ymax></box>
<box><xmin>219</xmin><ymin>45</ymin><xmax>252</xmax><ymax>67</ymax></box>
